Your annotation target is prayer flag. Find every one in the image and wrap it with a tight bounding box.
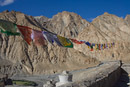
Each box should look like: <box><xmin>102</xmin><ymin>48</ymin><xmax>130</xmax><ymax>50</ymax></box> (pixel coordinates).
<box><xmin>96</xmin><ymin>44</ymin><xmax>99</xmax><ymax>50</ymax></box>
<box><xmin>101</xmin><ymin>44</ymin><xmax>103</xmax><ymax>50</ymax></box>
<box><xmin>42</xmin><ymin>31</ymin><xmax>54</xmax><ymax>44</ymax></box>
<box><xmin>85</xmin><ymin>42</ymin><xmax>91</xmax><ymax>46</ymax></box>
<box><xmin>17</xmin><ymin>25</ymin><xmax>32</xmax><ymax>45</ymax></box>
<box><xmin>57</xmin><ymin>35</ymin><xmax>73</xmax><ymax>48</ymax></box>
<box><xmin>0</xmin><ymin>19</ymin><xmax>20</xmax><ymax>35</ymax></box>
<box><xmin>70</xmin><ymin>39</ymin><xmax>84</xmax><ymax>44</ymax></box>
<box><xmin>98</xmin><ymin>44</ymin><xmax>101</xmax><ymax>50</ymax></box>
<box><xmin>112</xmin><ymin>42</ymin><xmax>115</xmax><ymax>46</ymax></box>
<box><xmin>90</xmin><ymin>43</ymin><xmax>93</xmax><ymax>51</ymax></box>
<box><xmin>92</xmin><ymin>43</ymin><xmax>95</xmax><ymax>46</ymax></box>
<box><xmin>0</xmin><ymin>29</ymin><xmax>20</xmax><ymax>35</ymax></box>
<box><xmin>106</xmin><ymin>44</ymin><xmax>108</xmax><ymax>48</ymax></box>
<box><xmin>104</xmin><ymin>44</ymin><xmax>106</xmax><ymax>49</ymax></box>
<box><xmin>43</xmin><ymin>31</ymin><xmax>63</xmax><ymax>46</ymax></box>
<box><xmin>31</xmin><ymin>30</ymin><xmax>46</xmax><ymax>46</ymax></box>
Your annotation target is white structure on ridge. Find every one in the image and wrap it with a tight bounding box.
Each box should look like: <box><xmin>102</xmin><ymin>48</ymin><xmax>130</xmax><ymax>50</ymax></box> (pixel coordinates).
<box><xmin>56</xmin><ymin>71</ymin><xmax>73</xmax><ymax>87</ymax></box>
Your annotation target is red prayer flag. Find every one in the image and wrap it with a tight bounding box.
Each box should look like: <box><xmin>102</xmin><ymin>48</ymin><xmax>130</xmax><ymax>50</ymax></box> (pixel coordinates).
<box><xmin>70</xmin><ymin>39</ymin><xmax>84</xmax><ymax>44</ymax></box>
<box><xmin>17</xmin><ymin>25</ymin><xmax>32</xmax><ymax>45</ymax></box>
<box><xmin>99</xmin><ymin>44</ymin><xmax>101</xmax><ymax>50</ymax></box>
<box><xmin>32</xmin><ymin>30</ymin><xmax>46</xmax><ymax>46</ymax></box>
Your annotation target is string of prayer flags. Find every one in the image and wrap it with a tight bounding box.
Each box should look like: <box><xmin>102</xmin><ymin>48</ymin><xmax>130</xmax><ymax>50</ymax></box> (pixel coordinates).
<box><xmin>0</xmin><ymin>19</ymin><xmax>115</xmax><ymax>50</ymax></box>
<box><xmin>86</xmin><ymin>42</ymin><xmax>115</xmax><ymax>51</ymax></box>
<box><xmin>0</xmin><ymin>19</ymin><xmax>20</xmax><ymax>35</ymax></box>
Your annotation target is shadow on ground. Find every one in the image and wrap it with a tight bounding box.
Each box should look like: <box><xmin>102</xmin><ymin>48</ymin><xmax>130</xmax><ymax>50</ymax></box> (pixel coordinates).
<box><xmin>114</xmin><ymin>69</ymin><xmax>130</xmax><ymax>87</ymax></box>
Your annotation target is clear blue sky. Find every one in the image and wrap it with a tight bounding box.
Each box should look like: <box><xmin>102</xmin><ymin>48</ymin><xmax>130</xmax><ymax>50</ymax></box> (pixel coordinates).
<box><xmin>0</xmin><ymin>0</ymin><xmax>130</xmax><ymax>22</ymax></box>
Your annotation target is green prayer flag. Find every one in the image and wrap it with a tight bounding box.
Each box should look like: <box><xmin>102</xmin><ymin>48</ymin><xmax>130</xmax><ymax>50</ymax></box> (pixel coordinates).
<box><xmin>0</xmin><ymin>19</ymin><xmax>20</xmax><ymax>35</ymax></box>
<box><xmin>57</xmin><ymin>35</ymin><xmax>73</xmax><ymax>48</ymax></box>
<box><xmin>0</xmin><ymin>29</ymin><xmax>20</xmax><ymax>35</ymax></box>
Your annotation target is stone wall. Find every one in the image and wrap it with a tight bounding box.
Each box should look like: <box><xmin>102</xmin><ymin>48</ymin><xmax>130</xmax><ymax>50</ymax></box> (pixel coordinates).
<box><xmin>121</xmin><ymin>63</ymin><xmax>130</xmax><ymax>74</ymax></box>
<box><xmin>58</xmin><ymin>61</ymin><xmax>121</xmax><ymax>87</ymax></box>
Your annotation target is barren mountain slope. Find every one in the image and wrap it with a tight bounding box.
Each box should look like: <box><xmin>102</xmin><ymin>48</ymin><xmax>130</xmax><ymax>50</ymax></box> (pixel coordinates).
<box><xmin>125</xmin><ymin>15</ymin><xmax>130</xmax><ymax>26</ymax></box>
<box><xmin>76</xmin><ymin>12</ymin><xmax>130</xmax><ymax>62</ymax></box>
<box><xmin>42</xmin><ymin>11</ymin><xmax>90</xmax><ymax>38</ymax></box>
<box><xmin>0</xmin><ymin>10</ymin><xmax>97</xmax><ymax>75</ymax></box>
<box><xmin>34</xmin><ymin>16</ymin><xmax>49</xmax><ymax>27</ymax></box>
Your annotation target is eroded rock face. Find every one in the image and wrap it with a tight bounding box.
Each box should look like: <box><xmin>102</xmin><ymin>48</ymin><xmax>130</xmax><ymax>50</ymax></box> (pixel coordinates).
<box><xmin>76</xmin><ymin>12</ymin><xmax>130</xmax><ymax>62</ymax></box>
<box><xmin>125</xmin><ymin>15</ymin><xmax>130</xmax><ymax>26</ymax></box>
<box><xmin>34</xmin><ymin>16</ymin><xmax>49</xmax><ymax>27</ymax></box>
<box><xmin>0</xmin><ymin>11</ymin><xmax>97</xmax><ymax>75</ymax></box>
<box><xmin>43</xmin><ymin>11</ymin><xmax>90</xmax><ymax>38</ymax></box>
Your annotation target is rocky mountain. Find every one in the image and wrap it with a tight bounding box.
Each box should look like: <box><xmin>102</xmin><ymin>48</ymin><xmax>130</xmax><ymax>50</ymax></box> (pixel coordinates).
<box><xmin>38</xmin><ymin>11</ymin><xmax>90</xmax><ymax>38</ymax></box>
<box><xmin>0</xmin><ymin>10</ymin><xmax>97</xmax><ymax>76</ymax></box>
<box><xmin>34</xmin><ymin>16</ymin><xmax>49</xmax><ymax>27</ymax></box>
<box><xmin>0</xmin><ymin>10</ymin><xmax>42</xmax><ymax>29</ymax></box>
<box><xmin>75</xmin><ymin>12</ymin><xmax>130</xmax><ymax>62</ymax></box>
<box><xmin>125</xmin><ymin>15</ymin><xmax>130</xmax><ymax>26</ymax></box>
<box><xmin>0</xmin><ymin>10</ymin><xmax>130</xmax><ymax>76</ymax></box>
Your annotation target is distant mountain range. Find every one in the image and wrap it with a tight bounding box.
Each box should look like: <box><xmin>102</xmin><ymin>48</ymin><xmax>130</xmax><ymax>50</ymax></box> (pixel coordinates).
<box><xmin>0</xmin><ymin>10</ymin><xmax>129</xmax><ymax>75</ymax></box>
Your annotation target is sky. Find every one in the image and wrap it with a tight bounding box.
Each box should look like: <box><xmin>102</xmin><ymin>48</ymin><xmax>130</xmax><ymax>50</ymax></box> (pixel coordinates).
<box><xmin>0</xmin><ymin>0</ymin><xmax>130</xmax><ymax>22</ymax></box>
